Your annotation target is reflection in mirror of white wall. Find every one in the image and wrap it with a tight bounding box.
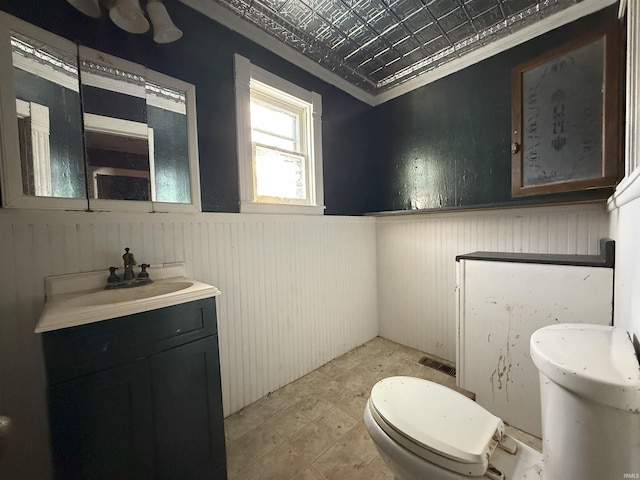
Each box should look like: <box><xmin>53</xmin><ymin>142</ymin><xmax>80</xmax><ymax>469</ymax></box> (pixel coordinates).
<box><xmin>16</xmin><ymin>99</ymin><xmax>52</xmax><ymax>197</ymax></box>
<box><xmin>80</xmin><ymin>58</ymin><xmax>146</xmax><ymax>98</ymax></box>
<box><xmin>83</xmin><ymin>113</ymin><xmax>152</xmax><ymax>200</ymax></box>
<box><xmin>11</xmin><ymin>34</ymin><xmax>79</xmax><ymax>92</ymax></box>
<box><xmin>146</xmin><ymin>82</ymin><xmax>186</xmax><ymax>113</ymax></box>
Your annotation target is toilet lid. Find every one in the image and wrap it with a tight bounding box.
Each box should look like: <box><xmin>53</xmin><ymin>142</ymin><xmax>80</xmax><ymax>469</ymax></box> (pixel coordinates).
<box><xmin>369</xmin><ymin>376</ymin><xmax>504</xmax><ymax>476</ymax></box>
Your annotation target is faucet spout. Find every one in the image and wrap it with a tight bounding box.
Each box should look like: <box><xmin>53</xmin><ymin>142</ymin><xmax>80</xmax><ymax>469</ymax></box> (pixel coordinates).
<box><xmin>122</xmin><ymin>247</ymin><xmax>136</xmax><ymax>281</ymax></box>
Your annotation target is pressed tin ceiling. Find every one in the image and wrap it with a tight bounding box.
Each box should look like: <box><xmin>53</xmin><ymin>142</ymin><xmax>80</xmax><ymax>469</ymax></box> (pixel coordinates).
<box><xmin>205</xmin><ymin>0</ymin><xmax>589</xmax><ymax>94</ymax></box>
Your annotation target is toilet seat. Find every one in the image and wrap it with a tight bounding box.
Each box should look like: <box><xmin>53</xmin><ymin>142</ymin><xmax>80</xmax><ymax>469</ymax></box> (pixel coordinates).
<box><xmin>368</xmin><ymin>376</ymin><xmax>505</xmax><ymax>477</ymax></box>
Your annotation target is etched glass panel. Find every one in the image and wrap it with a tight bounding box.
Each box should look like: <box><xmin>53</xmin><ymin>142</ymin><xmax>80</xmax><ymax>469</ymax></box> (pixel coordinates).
<box><xmin>521</xmin><ymin>39</ymin><xmax>604</xmax><ymax>186</ymax></box>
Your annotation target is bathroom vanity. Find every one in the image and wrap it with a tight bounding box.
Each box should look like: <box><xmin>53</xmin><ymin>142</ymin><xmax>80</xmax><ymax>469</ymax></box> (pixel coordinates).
<box><xmin>36</xmin><ymin>266</ymin><xmax>227</xmax><ymax>479</ymax></box>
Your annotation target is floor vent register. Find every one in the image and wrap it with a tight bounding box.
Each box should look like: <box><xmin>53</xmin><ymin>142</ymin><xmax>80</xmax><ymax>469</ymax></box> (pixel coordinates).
<box><xmin>418</xmin><ymin>355</ymin><xmax>457</xmax><ymax>377</ymax></box>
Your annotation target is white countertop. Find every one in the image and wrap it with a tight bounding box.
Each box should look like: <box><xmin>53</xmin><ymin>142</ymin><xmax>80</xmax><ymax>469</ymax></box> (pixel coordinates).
<box><xmin>35</xmin><ymin>264</ymin><xmax>221</xmax><ymax>333</ymax></box>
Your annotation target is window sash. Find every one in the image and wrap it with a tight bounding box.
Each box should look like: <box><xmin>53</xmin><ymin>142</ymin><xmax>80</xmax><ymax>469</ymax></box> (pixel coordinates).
<box><xmin>252</xmin><ymin>142</ymin><xmax>309</xmax><ymax>204</ymax></box>
<box><xmin>251</xmin><ymin>129</ymin><xmax>296</xmax><ymax>152</ymax></box>
<box><xmin>249</xmin><ymin>83</ymin><xmax>312</xmax><ymax>205</ymax></box>
<box><xmin>250</xmin><ymin>84</ymin><xmax>308</xmax><ymax>154</ymax></box>
<box><xmin>250</xmin><ymin>98</ymin><xmax>299</xmax><ymax>149</ymax></box>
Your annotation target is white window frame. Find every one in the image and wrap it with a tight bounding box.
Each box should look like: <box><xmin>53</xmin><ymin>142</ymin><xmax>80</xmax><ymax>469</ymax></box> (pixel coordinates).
<box><xmin>234</xmin><ymin>53</ymin><xmax>324</xmax><ymax>214</ymax></box>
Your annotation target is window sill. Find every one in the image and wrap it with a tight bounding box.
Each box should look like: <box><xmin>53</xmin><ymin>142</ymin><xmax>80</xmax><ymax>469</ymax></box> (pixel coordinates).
<box><xmin>240</xmin><ymin>202</ymin><xmax>325</xmax><ymax>215</ymax></box>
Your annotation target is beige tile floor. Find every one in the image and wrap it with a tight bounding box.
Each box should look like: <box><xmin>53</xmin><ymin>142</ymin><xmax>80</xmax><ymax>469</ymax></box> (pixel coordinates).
<box><xmin>224</xmin><ymin>336</ymin><xmax>541</xmax><ymax>480</ymax></box>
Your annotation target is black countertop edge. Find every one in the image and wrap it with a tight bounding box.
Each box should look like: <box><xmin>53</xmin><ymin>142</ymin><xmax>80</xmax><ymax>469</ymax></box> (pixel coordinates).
<box><xmin>456</xmin><ymin>238</ymin><xmax>615</xmax><ymax>268</ymax></box>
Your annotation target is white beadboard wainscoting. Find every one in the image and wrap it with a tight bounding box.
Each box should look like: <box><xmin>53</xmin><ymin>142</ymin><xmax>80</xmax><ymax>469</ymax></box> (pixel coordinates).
<box><xmin>0</xmin><ymin>201</ymin><xmax>614</xmax><ymax>480</ymax></box>
<box><xmin>0</xmin><ymin>209</ymin><xmax>378</xmax><ymax>476</ymax></box>
<box><xmin>375</xmin><ymin>202</ymin><xmax>611</xmax><ymax>362</ymax></box>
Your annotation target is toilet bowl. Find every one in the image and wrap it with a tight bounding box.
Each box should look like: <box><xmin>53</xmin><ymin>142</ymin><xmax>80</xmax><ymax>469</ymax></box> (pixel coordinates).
<box><xmin>364</xmin><ymin>324</ymin><xmax>640</xmax><ymax>480</ymax></box>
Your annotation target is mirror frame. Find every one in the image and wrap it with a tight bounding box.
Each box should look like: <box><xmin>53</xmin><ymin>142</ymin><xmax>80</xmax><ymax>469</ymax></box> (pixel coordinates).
<box><xmin>0</xmin><ymin>12</ymin><xmax>201</xmax><ymax>213</ymax></box>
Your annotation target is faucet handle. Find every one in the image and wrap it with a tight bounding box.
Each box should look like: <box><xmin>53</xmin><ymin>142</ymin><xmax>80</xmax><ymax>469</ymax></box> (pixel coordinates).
<box><xmin>138</xmin><ymin>263</ymin><xmax>150</xmax><ymax>279</ymax></box>
<box><xmin>107</xmin><ymin>266</ymin><xmax>120</xmax><ymax>283</ymax></box>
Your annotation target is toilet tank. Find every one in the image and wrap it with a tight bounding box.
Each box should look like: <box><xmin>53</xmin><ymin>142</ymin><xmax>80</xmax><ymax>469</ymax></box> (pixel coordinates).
<box><xmin>530</xmin><ymin>324</ymin><xmax>640</xmax><ymax>480</ymax></box>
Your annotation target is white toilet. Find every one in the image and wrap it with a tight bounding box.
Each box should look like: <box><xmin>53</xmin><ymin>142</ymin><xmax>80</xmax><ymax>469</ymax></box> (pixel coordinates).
<box><xmin>364</xmin><ymin>324</ymin><xmax>640</xmax><ymax>479</ymax></box>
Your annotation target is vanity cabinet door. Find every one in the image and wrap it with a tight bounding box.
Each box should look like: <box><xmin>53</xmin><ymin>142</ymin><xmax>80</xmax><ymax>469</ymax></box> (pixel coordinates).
<box><xmin>48</xmin><ymin>358</ymin><xmax>155</xmax><ymax>480</ymax></box>
<box><xmin>43</xmin><ymin>299</ymin><xmax>227</xmax><ymax>479</ymax></box>
<box><xmin>150</xmin><ymin>335</ymin><xmax>227</xmax><ymax>480</ymax></box>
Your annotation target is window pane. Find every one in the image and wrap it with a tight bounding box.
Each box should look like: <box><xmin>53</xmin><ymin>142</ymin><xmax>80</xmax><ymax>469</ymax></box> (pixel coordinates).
<box><xmin>252</xmin><ymin>131</ymin><xmax>295</xmax><ymax>151</ymax></box>
<box><xmin>250</xmin><ymin>101</ymin><xmax>296</xmax><ymax>141</ymax></box>
<box><xmin>254</xmin><ymin>145</ymin><xmax>306</xmax><ymax>200</ymax></box>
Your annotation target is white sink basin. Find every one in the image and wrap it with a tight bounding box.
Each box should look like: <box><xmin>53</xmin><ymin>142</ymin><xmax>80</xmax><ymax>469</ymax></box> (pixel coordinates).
<box><xmin>36</xmin><ymin>271</ymin><xmax>220</xmax><ymax>333</ymax></box>
<box><xmin>63</xmin><ymin>281</ymin><xmax>195</xmax><ymax>307</ymax></box>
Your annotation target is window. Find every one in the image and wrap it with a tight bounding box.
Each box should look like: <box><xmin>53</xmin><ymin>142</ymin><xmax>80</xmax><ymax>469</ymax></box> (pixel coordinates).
<box><xmin>235</xmin><ymin>54</ymin><xmax>324</xmax><ymax>214</ymax></box>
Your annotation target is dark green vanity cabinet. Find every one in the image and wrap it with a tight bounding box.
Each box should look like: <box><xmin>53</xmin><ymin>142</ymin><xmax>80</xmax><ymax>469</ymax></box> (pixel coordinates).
<box><xmin>41</xmin><ymin>298</ymin><xmax>227</xmax><ymax>480</ymax></box>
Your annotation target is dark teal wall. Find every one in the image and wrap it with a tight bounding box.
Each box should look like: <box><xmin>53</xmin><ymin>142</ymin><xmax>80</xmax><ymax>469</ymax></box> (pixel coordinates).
<box><xmin>371</xmin><ymin>6</ymin><xmax>621</xmax><ymax>213</ymax></box>
<box><xmin>0</xmin><ymin>2</ymin><xmax>622</xmax><ymax>214</ymax></box>
<box><xmin>0</xmin><ymin>0</ymin><xmax>377</xmax><ymax>215</ymax></box>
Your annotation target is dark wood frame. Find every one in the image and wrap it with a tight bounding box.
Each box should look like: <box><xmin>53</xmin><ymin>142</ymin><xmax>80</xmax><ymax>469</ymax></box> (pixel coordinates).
<box><xmin>511</xmin><ymin>22</ymin><xmax>622</xmax><ymax>197</ymax></box>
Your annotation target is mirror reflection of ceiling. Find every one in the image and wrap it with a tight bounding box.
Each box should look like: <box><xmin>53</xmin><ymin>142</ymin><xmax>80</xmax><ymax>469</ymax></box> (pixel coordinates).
<box><xmin>207</xmin><ymin>0</ymin><xmax>587</xmax><ymax>93</ymax></box>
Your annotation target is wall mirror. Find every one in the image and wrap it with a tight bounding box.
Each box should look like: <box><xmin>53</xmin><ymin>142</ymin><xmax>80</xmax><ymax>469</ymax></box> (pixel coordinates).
<box><xmin>12</xmin><ymin>31</ymin><xmax>85</xmax><ymax>200</ymax></box>
<box><xmin>0</xmin><ymin>12</ymin><xmax>201</xmax><ymax>212</ymax></box>
<box><xmin>145</xmin><ymin>74</ymin><xmax>193</xmax><ymax>205</ymax></box>
<box><xmin>80</xmin><ymin>46</ymin><xmax>151</xmax><ymax>206</ymax></box>
<box><xmin>0</xmin><ymin>16</ymin><xmax>86</xmax><ymax>209</ymax></box>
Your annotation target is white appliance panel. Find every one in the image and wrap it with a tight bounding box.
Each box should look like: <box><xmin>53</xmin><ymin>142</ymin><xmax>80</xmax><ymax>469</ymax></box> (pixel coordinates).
<box><xmin>457</xmin><ymin>259</ymin><xmax>612</xmax><ymax>437</ymax></box>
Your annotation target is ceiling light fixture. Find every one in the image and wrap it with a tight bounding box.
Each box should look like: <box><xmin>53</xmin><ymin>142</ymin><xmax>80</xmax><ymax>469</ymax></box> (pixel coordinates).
<box><xmin>66</xmin><ymin>0</ymin><xmax>183</xmax><ymax>43</ymax></box>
